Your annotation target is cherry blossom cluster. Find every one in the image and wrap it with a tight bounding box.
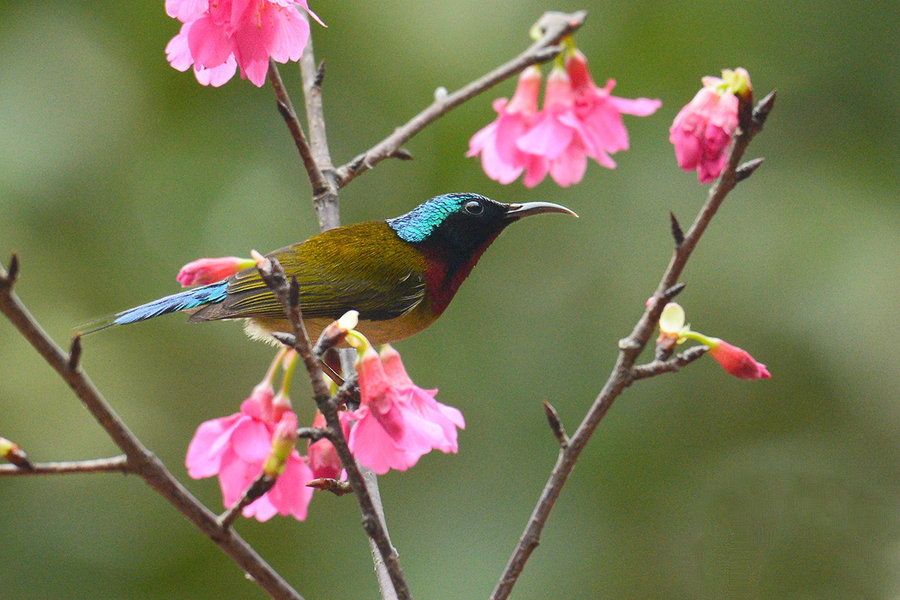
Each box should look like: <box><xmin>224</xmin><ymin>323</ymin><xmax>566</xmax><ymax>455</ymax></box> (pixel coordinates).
<box><xmin>162</xmin><ymin>5</ymin><xmax>751</xmax><ymax>188</ymax></box>
<box><xmin>164</xmin><ymin>0</ymin><xmax>324</xmax><ymax>87</ymax></box>
<box><xmin>184</xmin><ymin>321</ymin><xmax>465</xmax><ymax>522</ymax></box>
<box><xmin>468</xmin><ymin>44</ymin><xmax>662</xmax><ymax>187</ymax></box>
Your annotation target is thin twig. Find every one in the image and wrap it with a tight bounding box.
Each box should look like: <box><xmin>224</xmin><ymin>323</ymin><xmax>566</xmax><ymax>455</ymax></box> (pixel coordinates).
<box><xmin>631</xmin><ymin>346</ymin><xmax>709</xmax><ymax>380</ymax></box>
<box><xmin>268</xmin><ymin>60</ymin><xmax>330</xmax><ymax>199</ymax></box>
<box><xmin>0</xmin><ymin>456</ymin><xmax>129</xmax><ymax>477</ymax></box>
<box><xmin>298</xmin><ymin>35</ymin><xmax>341</xmax><ymax>231</ymax></box>
<box><xmin>218</xmin><ymin>474</ymin><xmax>277</xmax><ymax>528</ymax></box>
<box><xmin>284</xmin><ymin>27</ymin><xmax>407</xmax><ymax>600</ymax></box>
<box><xmin>256</xmin><ymin>257</ymin><xmax>411</xmax><ymax>600</ymax></box>
<box><xmin>256</xmin><ymin>259</ymin><xmax>330</xmax><ymax>403</ymax></box>
<box><xmin>490</xmin><ymin>90</ymin><xmax>775</xmax><ymax>600</ymax></box>
<box><xmin>333</xmin><ymin>10</ymin><xmax>587</xmax><ymax>188</ymax></box>
<box><xmin>0</xmin><ymin>256</ymin><xmax>306</xmax><ymax>600</ymax></box>
<box><xmin>542</xmin><ymin>402</ymin><xmax>569</xmax><ymax>448</ymax></box>
<box><xmin>306</xmin><ymin>477</ymin><xmax>353</xmax><ymax>496</ymax></box>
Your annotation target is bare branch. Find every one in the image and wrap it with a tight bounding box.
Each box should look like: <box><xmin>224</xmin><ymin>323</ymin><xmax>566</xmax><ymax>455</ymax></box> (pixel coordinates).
<box><xmin>491</xmin><ymin>89</ymin><xmax>776</xmax><ymax>600</ymax></box>
<box><xmin>219</xmin><ymin>473</ymin><xmax>277</xmax><ymax>528</ymax></box>
<box><xmin>631</xmin><ymin>346</ymin><xmax>709</xmax><ymax>380</ymax></box>
<box><xmin>268</xmin><ymin>60</ymin><xmax>331</xmax><ymax>200</ymax></box>
<box><xmin>257</xmin><ymin>257</ymin><xmax>330</xmax><ymax>403</ymax></box>
<box><xmin>255</xmin><ymin>258</ymin><xmax>411</xmax><ymax>600</ymax></box>
<box><xmin>0</xmin><ymin>264</ymin><xmax>306</xmax><ymax>600</ymax></box>
<box><xmin>299</xmin><ymin>36</ymin><xmax>341</xmax><ymax>231</ymax></box>
<box><xmin>0</xmin><ymin>456</ymin><xmax>129</xmax><ymax>477</ymax></box>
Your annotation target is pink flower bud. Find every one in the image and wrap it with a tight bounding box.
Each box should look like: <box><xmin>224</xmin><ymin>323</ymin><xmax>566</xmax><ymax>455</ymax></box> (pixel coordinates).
<box><xmin>707</xmin><ymin>340</ymin><xmax>771</xmax><ymax>380</ymax></box>
<box><xmin>176</xmin><ymin>256</ymin><xmax>252</xmax><ymax>287</ymax></box>
<box><xmin>265</xmin><ymin>412</ymin><xmax>299</xmax><ymax>477</ymax></box>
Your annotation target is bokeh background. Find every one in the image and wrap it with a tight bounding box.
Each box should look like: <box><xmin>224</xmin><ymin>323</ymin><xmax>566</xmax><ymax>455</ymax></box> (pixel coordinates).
<box><xmin>1</xmin><ymin>1</ymin><xmax>898</xmax><ymax>598</ymax></box>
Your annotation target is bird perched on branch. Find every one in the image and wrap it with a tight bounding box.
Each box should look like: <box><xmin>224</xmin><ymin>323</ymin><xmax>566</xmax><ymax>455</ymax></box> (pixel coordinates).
<box><xmin>88</xmin><ymin>193</ymin><xmax>576</xmax><ymax>344</ymax></box>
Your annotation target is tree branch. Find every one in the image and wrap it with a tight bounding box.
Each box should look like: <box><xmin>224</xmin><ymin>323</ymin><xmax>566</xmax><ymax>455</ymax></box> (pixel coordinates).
<box><xmin>333</xmin><ymin>10</ymin><xmax>587</xmax><ymax>188</ymax></box>
<box><xmin>0</xmin><ymin>456</ymin><xmax>129</xmax><ymax>476</ymax></box>
<box><xmin>256</xmin><ymin>257</ymin><xmax>411</xmax><ymax>600</ymax></box>
<box><xmin>0</xmin><ymin>256</ymin><xmax>307</xmax><ymax>600</ymax></box>
<box><xmin>273</xmin><ymin>26</ymin><xmax>407</xmax><ymax>600</ymax></box>
<box><xmin>268</xmin><ymin>60</ymin><xmax>331</xmax><ymax>203</ymax></box>
<box><xmin>298</xmin><ymin>35</ymin><xmax>341</xmax><ymax>231</ymax></box>
<box><xmin>631</xmin><ymin>346</ymin><xmax>709</xmax><ymax>381</ymax></box>
<box><xmin>490</xmin><ymin>90</ymin><xmax>775</xmax><ymax>600</ymax></box>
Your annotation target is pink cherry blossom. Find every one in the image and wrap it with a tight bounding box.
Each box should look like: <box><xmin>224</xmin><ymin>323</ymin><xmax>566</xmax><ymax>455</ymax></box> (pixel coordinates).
<box><xmin>516</xmin><ymin>66</ymin><xmax>595</xmax><ymax>187</ymax></box>
<box><xmin>566</xmin><ymin>49</ymin><xmax>661</xmax><ymax>159</ymax></box>
<box><xmin>165</xmin><ymin>0</ymin><xmax>324</xmax><ymax>87</ymax></box>
<box><xmin>379</xmin><ymin>344</ymin><xmax>464</xmax><ymax>453</ymax></box>
<box><xmin>176</xmin><ymin>256</ymin><xmax>253</xmax><ymax>287</ymax></box>
<box><xmin>348</xmin><ymin>344</ymin><xmax>465</xmax><ymax>475</ymax></box>
<box><xmin>467</xmin><ymin>66</ymin><xmax>545</xmax><ymax>185</ymax></box>
<box><xmin>669</xmin><ymin>68</ymin><xmax>751</xmax><ymax>183</ymax></box>
<box><xmin>185</xmin><ymin>381</ymin><xmax>314</xmax><ymax>521</ymax></box>
<box><xmin>707</xmin><ymin>339</ymin><xmax>771</xmax><ymax>380</ymax></box>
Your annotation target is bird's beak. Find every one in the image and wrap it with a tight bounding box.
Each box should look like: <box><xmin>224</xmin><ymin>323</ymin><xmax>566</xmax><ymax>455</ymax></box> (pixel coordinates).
<box><xmin>503</xmin><ymin>201</ymin><xmax>579</xmax><ymax>221</ymax></box>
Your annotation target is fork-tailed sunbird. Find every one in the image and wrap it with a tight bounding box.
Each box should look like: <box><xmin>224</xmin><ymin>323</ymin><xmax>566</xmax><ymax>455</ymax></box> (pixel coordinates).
<box><xmin>91</xmin><ymin>193</ymin><xmax>576</xmax><ymax>344</ymax></box>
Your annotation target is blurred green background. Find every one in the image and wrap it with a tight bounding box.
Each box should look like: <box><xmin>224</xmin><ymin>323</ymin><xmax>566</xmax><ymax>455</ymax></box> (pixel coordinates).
<box><xmin>1</xmin><ymin>1</ymin><xmax>898</xmax><ymax>598</ymax></box>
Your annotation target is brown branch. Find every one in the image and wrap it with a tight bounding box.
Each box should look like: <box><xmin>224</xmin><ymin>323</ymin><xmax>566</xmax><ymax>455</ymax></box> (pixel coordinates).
<box><xmin>306</xmin><ymin>477</ymin><xmax>353</xmax><ymax>496</ymax></box>
<box><xmin>542</xmin><ymin>402</ymin><xmax>569</xmax><ymax>448</ymax></box>
<box><xmin>0</xmin><ymin>256</ymin><xmax>306</xmax><ymax>600</ymax></box>
<box><xmin>254</xmin><ymin>258</ymin><xmax>330</xmax><ymax>403</ymax></box>
<box><xmin>491</xmin><ymin>90</ymin><xmax>775</xmax><ymax>600</ymax></box>
<box><xmin>298</xmin><ymin>35</ymin><xmax>341</xmax><ymax>231</ymax></box>
<box><xmin>256</xmin><ymin>257</ymin><xmax>411</xmax><ymax>600</ymax></box>
<box><xmin>219</xmin><ymin>473</ymin><xmax>277</xmax><ymax>528</ymax></box>
<box><xmin>333</xmin><ymin>10</ymin><xmax>587</xmax><ymax>188</ymax></box>
<box><xmin>268</xmin><ymin>60</ymin><xmax>331</xmax><ymax>201</ymax></box>
<box><xmin>274</xmin><ymin>26</ymin><xmax>407</xmax><ymax>600</ymax></box>
<box><xmin>631</xmin><ymin>346</ymin><xmax>709</xmax><ymax>381</ymax></box>
<box><xmin>0</xmin><ymin>456</ymin><xmax>129</xmax><ymax>477</ymax></box>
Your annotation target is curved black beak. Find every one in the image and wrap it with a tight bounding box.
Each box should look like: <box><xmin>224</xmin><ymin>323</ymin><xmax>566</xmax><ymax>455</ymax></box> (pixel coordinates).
<box><xmin>503</xmin><ymin>201</ymin><xmax>579</xmax><ymax>221</ymax></box>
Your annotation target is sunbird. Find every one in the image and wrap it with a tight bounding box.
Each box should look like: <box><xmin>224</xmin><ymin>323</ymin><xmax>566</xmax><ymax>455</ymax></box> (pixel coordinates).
<box><xmin>91</xmin><ymin>193</ymin><xmax>576</xmax><ymax>344</ymax></box>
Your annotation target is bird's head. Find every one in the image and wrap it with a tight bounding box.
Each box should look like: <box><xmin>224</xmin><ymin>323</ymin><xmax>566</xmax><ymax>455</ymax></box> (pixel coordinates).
<box><xmin>386</xmin><ymin>193</ymin><xmax>577</xmax><ymax>260</ymax></box>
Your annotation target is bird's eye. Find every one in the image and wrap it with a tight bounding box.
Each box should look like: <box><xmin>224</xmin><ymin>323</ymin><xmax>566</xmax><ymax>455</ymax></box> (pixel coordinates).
<box><xmin>464</xmin><ymin>200</ymin><xmax>484</xmax><ymax>215</ymax></box>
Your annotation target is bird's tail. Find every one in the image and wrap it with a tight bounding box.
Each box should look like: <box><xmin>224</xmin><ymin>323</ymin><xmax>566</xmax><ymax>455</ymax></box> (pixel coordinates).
<box><xmin>79</xmin><ymin>281</ymin><xmax>229</xmax><ymax>334</ymax></box>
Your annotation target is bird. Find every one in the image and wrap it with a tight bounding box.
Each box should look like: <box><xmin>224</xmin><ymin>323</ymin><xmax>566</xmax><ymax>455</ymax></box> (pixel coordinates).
<box><xmin>89</xmin><ymin>193</ymin><xmax>576</xmax><ymax>345</ymax></box>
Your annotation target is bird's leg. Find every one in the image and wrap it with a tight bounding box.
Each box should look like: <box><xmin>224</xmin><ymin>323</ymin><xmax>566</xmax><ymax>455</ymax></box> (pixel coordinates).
<box><xmin>320</xmin><ymin>348</ymin><xmax>344</xmax><ymax>386</ymax></box>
